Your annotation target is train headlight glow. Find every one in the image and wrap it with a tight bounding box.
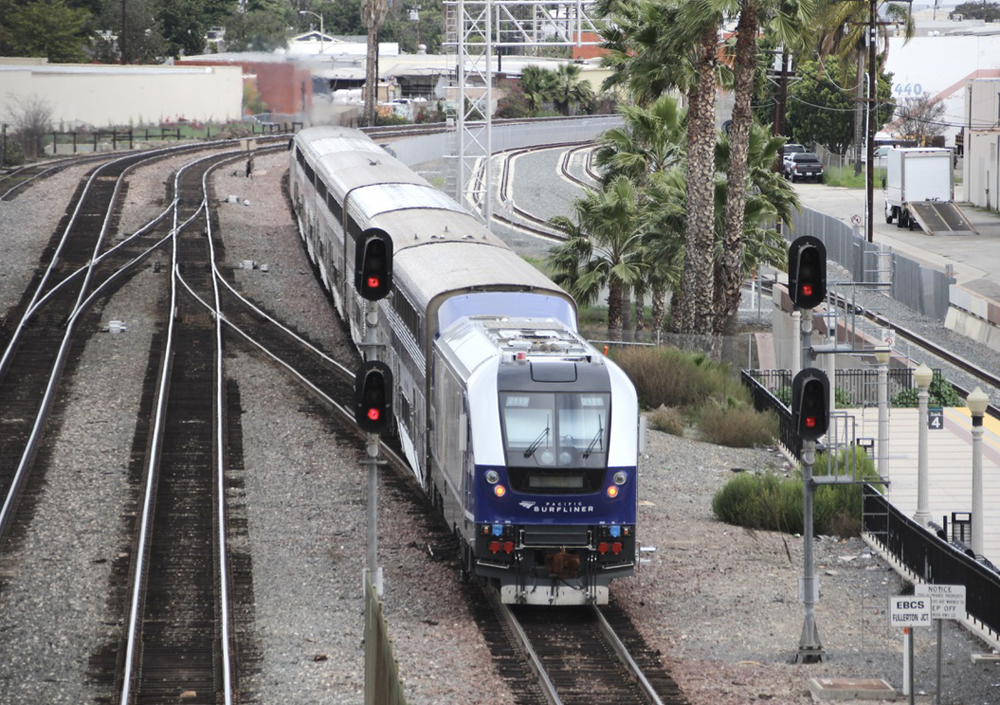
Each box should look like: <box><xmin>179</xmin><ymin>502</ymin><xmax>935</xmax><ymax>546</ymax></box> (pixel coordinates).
<box><xmin>606</xmin><ymin>485</ymin><xmax>619</xmax><ymax>498</ymax></box>
<box><xmin>613</xmin><ymin>471</ymin><xmax>627</xmax><ymax>485</ymax></box>
<box><xmin>485</xmin><ymin>470</ymin><xmax>500</xmax><ymax>484</ymax></box>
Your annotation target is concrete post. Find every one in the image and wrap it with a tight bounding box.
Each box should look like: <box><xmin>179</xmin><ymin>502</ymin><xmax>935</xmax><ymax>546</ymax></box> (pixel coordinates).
<box><xmin>968</xmin><ymin>387</ymin><xmax>989</xmax><ymax>556</ymax></box>
<box><xmin>914</xmin><ymin>364</ymin><xmax>933</xmax><ymax>527</ymax></box>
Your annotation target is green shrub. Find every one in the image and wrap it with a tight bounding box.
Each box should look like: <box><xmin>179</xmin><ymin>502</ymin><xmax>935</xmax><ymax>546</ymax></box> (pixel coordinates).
<box><xmin>697</xmin><ymin>402</ymin><xmax>778</xmax><ymax>448</ymax></box>
<box><xmin>646</xmin><ymin>405</ymin><xmax>685</xmax><ymax>436</ymax></box>
<box><xmin>891</xmin><ymin>374</ymin><xmax>964</xmax><ymax>408</ymax></box>
<box><xmin>712</xmin><ymin>445</ymin><xmax>880</xmax><ymax>537</ymax></box>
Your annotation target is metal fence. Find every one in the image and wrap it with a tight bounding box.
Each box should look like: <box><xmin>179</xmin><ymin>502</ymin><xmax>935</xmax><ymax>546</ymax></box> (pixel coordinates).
<box><xmin>364</xmin><ymin>573</ymin><xmax>407</xmax><ymax>705</ymax></box>
<box><xmin>787</xmin><ymin>207</ymin><xmax>953</xmax><ymax>322</ymax></box>
<box><xmin>864</xmin><ymin>485</ymin><xmax>1000</xmax><ymax>641</ymax></box>
<box><xmin>742</xmin><ymin>367</ymin><xmax>923</xmax><ymax>461</ymax></box>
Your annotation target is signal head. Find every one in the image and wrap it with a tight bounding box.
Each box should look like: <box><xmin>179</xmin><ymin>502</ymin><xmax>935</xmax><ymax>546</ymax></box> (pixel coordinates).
<box><xmin>792</xmin><ymin>368</ymin><xmax>830</xmax><ymax>441</ymax></box>
<box><xmin>355</xmin><ymin>360</ymin><xmax>393</xmax><ymax>433</ymax></box>
<box><xmin>788</xmin><ymin>235</ymin><xmax>827</xmax><ymax>309</ymax></box>
<box><xmin>354</xmin><ymin>228</ymin><xmax>393</xmax><ymax>301</ymax></box>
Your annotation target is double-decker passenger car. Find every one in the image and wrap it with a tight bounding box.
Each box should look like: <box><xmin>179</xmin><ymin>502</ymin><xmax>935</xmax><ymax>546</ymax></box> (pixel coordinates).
<box><xmin>289</xmin><ymin>126</ymin><xmax>641</xmax><ymax>605</ymax></box>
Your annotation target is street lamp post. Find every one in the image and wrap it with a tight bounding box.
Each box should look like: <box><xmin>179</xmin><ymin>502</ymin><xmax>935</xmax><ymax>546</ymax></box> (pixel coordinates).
<box><xmin>299</xmin><ymin>10</ymin><xmax>325</xmax><ymax>53</ymax></box>
<box><xmin>914</xmin><ymin>363</ymin><xmax>934</xmax><ymax>527</ymax></box>
<box><xmin>875</xmin><ymin>349</ymin><xmax>890</xmax><ymax>481</ymax></box>
<box><xmin>967</xmin><ymin>387</ymin><xmax>989</xmax><ymax>557</ymax></box>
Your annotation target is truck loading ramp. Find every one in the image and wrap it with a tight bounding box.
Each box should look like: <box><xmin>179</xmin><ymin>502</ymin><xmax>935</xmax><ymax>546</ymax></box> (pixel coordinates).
<box><xmin>908</xmin><ymin>200</ymin><xmax>978</xmax><ymax>236</ymax></box>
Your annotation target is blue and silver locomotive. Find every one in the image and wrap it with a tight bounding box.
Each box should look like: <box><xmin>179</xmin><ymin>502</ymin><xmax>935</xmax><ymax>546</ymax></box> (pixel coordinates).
<box><xmin>290</xmin><ymin>126</ymin><xmax>641</xmax><ymax>605</ymax></box>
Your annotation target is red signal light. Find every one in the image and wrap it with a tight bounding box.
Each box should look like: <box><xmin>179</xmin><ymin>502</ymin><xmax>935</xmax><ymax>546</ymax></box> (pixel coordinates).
<box><xmin>805</xmin><ymin>416</ymin><xmax>817</xmax><ymax>429</ymax></box>
<box><xmin>802</xmin><ymin>284</ymin><xmax>814</xmax><ymax>296</ymax></box>
<box><xmin>367</xmin><ymin>408</ymin><xmax>380</xmax><ymax>422</ymax></box>
<box><xmin>367</xmin><ymin>276</ymin><xmax>380</xmax><ymax>289</ymax></box>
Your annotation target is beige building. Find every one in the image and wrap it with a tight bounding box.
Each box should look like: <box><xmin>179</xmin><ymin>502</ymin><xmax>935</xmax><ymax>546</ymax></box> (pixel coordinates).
<box><xmin>0</xmin><ymin>58</ymin><xmax>243</xmax><ymax>128</ymax></box>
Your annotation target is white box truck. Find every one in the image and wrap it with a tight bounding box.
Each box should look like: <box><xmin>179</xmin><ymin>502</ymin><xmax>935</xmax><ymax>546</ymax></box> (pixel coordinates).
<box><xmin>883</xmin><ymin>147</ymin><xmax>976</xmax><ymax>235</ymax></box>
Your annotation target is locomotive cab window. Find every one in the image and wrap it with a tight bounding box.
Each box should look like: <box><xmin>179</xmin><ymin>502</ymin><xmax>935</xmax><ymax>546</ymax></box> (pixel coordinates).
<box><xmin>500</xmin><ymin>392</ymin><xmax>610</xmax><ymax>493</ymax></box>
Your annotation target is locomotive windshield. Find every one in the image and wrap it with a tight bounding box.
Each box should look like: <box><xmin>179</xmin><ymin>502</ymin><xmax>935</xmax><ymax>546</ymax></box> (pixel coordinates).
<box><xmin>500</xmin><ymin>392</ymin><xmax>610</xmax><ymax>492</ymax></box>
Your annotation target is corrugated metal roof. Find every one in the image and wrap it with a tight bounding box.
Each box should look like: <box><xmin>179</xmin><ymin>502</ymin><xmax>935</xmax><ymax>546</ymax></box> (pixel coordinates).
<box><xmin>391</xmin><ymin>240</ymin><xmax>562</xmax><ymax>309</ymax></box>
<box><xmin>351</xmin><ymin>183</ymin><xmax>465</xmax><ymax>219</ymax></box>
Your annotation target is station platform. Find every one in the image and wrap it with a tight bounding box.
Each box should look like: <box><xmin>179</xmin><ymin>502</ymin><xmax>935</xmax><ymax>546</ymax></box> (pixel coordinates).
<box><xmin>850</xmin><ymin>406</ymin><xmax>1000</xmax><ymax>564</ymax></box>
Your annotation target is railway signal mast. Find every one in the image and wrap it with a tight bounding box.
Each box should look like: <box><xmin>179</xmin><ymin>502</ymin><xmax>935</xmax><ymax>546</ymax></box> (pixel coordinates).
<box><xmin>789</xmin><ymin>235</ymin><xmax>829</xmax><ymax>663</ymax></box>
<box><xmin>354</xmin><ymin>228</ymin><xmax>394</xmax><ymax>599</ymax></box>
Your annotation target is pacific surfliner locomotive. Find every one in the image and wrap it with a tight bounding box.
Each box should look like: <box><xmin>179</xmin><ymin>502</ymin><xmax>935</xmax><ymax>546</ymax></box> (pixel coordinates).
<box><xmin>289</xmin><ymin>125</ymin><xmax>641</xmax><ymax>605</ymax></box>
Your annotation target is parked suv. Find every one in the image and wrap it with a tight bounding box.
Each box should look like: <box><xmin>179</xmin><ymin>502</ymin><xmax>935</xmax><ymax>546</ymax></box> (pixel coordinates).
<box><xmin>783</xmin><ymin>152</ymin><xmax>824</xmax><ymax>182</ymax></box>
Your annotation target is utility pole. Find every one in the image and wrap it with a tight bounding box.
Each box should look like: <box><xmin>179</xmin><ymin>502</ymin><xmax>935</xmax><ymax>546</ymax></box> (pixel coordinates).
<box><xmin>866</xmin><ymin>0</ymin><xmax>877</xmax><ymax>244</ymax></box>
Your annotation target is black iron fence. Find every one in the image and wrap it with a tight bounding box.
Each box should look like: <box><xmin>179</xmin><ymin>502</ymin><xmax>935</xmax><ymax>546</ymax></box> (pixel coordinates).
<box><xmin>747</xmin><ymin>368</ymin><xmax>915</xmax><ymax>407</ymax></box>
<box><xmin>742</xmin><ymin>367</ymin><xmax>925</xmax><ymax>462</ymax></box>
<box><xmin>742</xmin><ymin>368</ymin><xmax>801</xmax><ymax>458</ymax></box>
<box><xmin>864</xmin><ymin>485</ymin><xmax>1000</xmax><ymax>642</ymax></box>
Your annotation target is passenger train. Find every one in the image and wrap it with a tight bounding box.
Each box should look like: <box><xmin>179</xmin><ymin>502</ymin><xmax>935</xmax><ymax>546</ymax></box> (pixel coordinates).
<box><xmin>289</xmin><ymin>126</ymin><xmax>641</xmax><ymax>605</ymax></box>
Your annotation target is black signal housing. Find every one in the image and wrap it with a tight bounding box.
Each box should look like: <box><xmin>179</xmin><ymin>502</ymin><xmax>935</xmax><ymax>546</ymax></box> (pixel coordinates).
<box><xmin>788</xmin><ymin>235</ymin><xmax>827</xmax><ymax>309</ymax></box>
<box><xmin>355</xmin><ymin>360</ymin><xmax>393</xmax><ymax>433</ymax></box>
<box><xmin>354</xmin><ymin>228</ymin><xmax>393</xmax><ymax>301</ymax></box>
<box><xmin>792</xmin><ymin>368</ymin><xmax>830</xmax><ymax>441</ymax></box>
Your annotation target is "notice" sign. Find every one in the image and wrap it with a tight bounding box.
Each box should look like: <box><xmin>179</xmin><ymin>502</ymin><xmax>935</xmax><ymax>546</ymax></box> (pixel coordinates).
<box><xmin>915</xmin><ymin>584</ymin><xmax>967</xmax><ymax>620</ymax></box>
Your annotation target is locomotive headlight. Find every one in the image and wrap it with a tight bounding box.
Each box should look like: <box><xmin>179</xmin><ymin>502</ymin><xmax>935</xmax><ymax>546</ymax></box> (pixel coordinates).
<box><xmin>613</xmin><ymin>471</ymin><xmax>627</xmax><ymax>486</ymax></box>
<box><xmin>485</xmin><ymin>470</ymin><xmax>500</xmax><ymax>484</ymax></box>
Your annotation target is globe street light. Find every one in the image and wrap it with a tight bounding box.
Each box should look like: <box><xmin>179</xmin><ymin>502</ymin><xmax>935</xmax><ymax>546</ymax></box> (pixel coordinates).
<box><xmin>299</xmin><ymin>10</ymin><xmax>325</xmax><ymax>53</ymax></box>
<box><xmin>913</xmin><ymin>363</ymin><xmax>934</xmax><ymax>527</ymax></box>
<box><xmin>967</xmin><ymin>387</ymin><xmax>989</xmax><ymax>557</ymax></box>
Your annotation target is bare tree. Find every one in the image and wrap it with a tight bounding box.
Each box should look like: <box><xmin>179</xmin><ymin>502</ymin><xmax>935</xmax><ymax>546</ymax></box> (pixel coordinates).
<box><xmin>5</xmin><ymin>93</ymin><xmax>53</xmax><ymax>160</ymax></box>
<box><xmin>894</xmin><ymin>93</ymin><xmax>947</xmax><ymax>146</ymax></box>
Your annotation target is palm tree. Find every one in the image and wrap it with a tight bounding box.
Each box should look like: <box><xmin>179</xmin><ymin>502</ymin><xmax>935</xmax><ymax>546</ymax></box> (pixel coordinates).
<box><xmin>713</xmin><ymin>0</ymin><xmax>816</xmax><ymax>335</ymax></box>
<box><xmin>711</xmin><ymin>123</ymin><xmax>799</xmax><ymax>331</ymax></box>
<box><xmin>593</xmin><ymin>94</ymin><xmax>687</xmax><ymax>187</ymax></box>
<box><xmin>552</xmin><ymin>63</ymin><xmax>596</xmax><ymax>116</ymax></box>
<box><xmin>545</xmin><ymin>176</ymin><xmax>646</xmax><ymax>339</ymax></box>
<box><xmin>600</xmin><ymin>0</ymin><xmax>723</xmax><ymax>336</ymax></box>
<box><xmin>519</xmin><ymin>65</ymin><xmax>558</xmax><ymax>114</ymax></box>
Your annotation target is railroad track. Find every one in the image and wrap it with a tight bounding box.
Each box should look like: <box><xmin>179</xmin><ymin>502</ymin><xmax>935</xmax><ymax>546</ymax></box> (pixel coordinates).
<box><xmin>484</xmin><ymin>589</ymin><xmax>687</xmax><ymax>705</ymax></box>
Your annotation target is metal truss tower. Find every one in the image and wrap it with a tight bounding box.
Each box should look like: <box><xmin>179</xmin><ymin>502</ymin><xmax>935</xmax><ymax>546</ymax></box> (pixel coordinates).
<box><xmin>443</xmin><ymin>0</ymin><xmax>602</xmax><ymax>224</ymax></box>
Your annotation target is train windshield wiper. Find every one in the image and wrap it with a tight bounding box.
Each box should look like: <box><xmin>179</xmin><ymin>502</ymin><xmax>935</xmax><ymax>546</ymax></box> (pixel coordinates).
<box><xmin>582</xmin><ymin>416</ymin><xmax>604</xmax><ymax>459</ymax></box>
<box><xmin>523</xmin><ymin>425</ymin><xmax>550</xmax><ymax>458</ymax></box>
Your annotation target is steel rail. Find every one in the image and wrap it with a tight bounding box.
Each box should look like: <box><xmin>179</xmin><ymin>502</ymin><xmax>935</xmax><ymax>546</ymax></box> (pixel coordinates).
<box><xmin>592</xmin><ymin>606</ymin><xmax>664</xmax><ymax>705</ymax></box>
<box><xmin>119</xmin><ymin>162</ymin><xmax>188</xmax><ymax>705</ymax></box>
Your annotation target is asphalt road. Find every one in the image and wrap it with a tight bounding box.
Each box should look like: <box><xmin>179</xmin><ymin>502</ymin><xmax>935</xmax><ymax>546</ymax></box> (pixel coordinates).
<box><xmin>793</xmin><ymin>180</ymin><xmax>1000</xmax><ymax>295</ymax></box>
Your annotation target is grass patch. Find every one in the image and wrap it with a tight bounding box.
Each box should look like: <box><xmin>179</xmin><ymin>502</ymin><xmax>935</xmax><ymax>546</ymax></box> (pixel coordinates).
<box><xmin>646</xmin><ymin>405</ymin><xmax>685</xmax><ymax>436</ymax></box>
<box><xmin>821</xmin><ymin>163</ymin><xmax>886</xmax><ymax>189</ymax></box>
<box><xmin>698</xmin><ymin>402</ymin><xmax>779</xmax><ymax>447</ymax></box>
<box><xmin>712</xmin><ymin>446</ymin><xmax>881</xmax><ymax>537</ymax></box>
<box><xmin>613</xmin><ymin>346</ymin><xmax>777</xmax><ymax>448</ymax></box>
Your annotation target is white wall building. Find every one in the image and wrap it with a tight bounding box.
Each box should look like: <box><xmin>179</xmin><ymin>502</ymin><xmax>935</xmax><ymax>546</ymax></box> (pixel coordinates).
<box><xmin>963</xmin><ymin>78</ymin><xmax>1000</xmax><ymax>210</ymax></box>
<box><xmin>0</xmin><ymin>59</ymin><xmax>243</xmax><ymax>128</ymax></box>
